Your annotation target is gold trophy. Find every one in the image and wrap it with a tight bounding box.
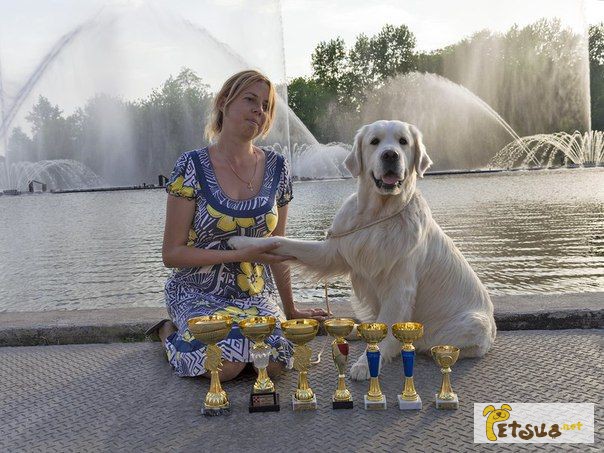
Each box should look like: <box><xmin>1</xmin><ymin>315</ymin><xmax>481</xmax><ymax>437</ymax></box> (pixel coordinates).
<box><xmin>187</xmin><ymin>314</ymin><xmax>233</xmax><ymax>416</ymax></box>
<box><xmin>392</xmin><ymin>322</ymin><xmax>424</xmax><ymax>410</ymax></box>
<box><xmin>324</xmin><ymin>318</ymin><xmax>355</xmax><ymax>409</ymax></box>
<box><xmin>358</xmin><ymin>322</ymin><xmax>389</xmax><ymax>410</ymax></box>
<box><xmin>239</xmin><ymin>316</ymin><xmax>280</xmax><ymax>413</ymax></box>
<box><xmin>431</xmin><ymin>345</ymin><xmax>460</xmax><ymax>410</ymax></box>
<box><xmin>281</xmin><ymin>319</ymin><xmax>319</xmax><ymax>411</ymax></box>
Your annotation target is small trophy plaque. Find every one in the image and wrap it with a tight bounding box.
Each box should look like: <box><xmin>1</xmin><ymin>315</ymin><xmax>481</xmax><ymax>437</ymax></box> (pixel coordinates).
<box><xmin>392</xmin><ymin>322</ymin><xmax>424</xmax><ymax>410</ymax></box>
<box><xmin>358</xmin><ymin>322</ymin><xmax>388</xmax><ymax>410</ymax></box>
<box><xmin>324</xmin><ymin>318</ymin><xmax>355</xmax><ymax>409</ymax></box>
<box><xmin>431</xmin><ymin>345</ymin><xmax>460</xmax><ymax>410</ymax></box>
<box><xmin>281</xmin><ymin>319</ymin><xmax>319</xmax><ymax>411</ymax></box>
<box><xmin>187</xmin><ymin>314</ymin><xmax>233</xmax><ymax>416</ymax></box>
<box><xmin>239</xmin><ymin>316</ymin><xmax>280</xmax><ymax>413</ymax></box>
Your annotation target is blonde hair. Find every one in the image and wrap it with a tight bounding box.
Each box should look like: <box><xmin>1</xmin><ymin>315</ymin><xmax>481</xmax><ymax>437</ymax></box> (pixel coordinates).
<box><xmin>205</xmin><ymin>70</ymin><xmax>277</xmax><ymax>142</ymax></box>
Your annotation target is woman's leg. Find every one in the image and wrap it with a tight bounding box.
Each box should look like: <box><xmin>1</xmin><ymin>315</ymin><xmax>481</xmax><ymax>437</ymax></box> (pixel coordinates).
<box><xmin>158</xmin><ymin>320</ymin><xmax>177</xmax><ymax>343</ymax></box>
<box><xmin>202</xmin><ymin>361</ymin><xmax>246</xmax><ymax>382</ymax></box>
<box><xmin>266</xmin><ymin>361</ymin><xmax>285</xmax><ymax>378</ymax></box>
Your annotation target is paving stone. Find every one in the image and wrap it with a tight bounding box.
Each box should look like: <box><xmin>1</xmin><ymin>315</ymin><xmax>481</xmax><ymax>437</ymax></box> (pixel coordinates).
<box><xmin>0</xmin><ymin>330</ymin><xmax>601</xmax><ymax>452</ymax></box>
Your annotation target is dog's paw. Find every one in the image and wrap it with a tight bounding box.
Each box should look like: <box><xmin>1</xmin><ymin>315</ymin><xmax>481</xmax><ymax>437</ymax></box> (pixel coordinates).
<box><xmin>227</xmin><ymin>236</ymin><xmax>256</xmax><ymax>249</ymax></box>
<box><xmin>350</xmin><ymin>356</ymin><xmax>370</xmax><ymax>381</ymax></box>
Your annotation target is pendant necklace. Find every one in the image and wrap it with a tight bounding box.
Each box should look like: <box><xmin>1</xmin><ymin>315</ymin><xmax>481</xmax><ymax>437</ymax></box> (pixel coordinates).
<box><xmin>226</xmin><ymin>148</ymin><xmax>258</xmax><ymax>192</ymax></box>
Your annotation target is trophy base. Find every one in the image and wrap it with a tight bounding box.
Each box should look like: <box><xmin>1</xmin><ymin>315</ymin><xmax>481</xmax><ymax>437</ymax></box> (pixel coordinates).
<box><xmin>201</xmin><ymin>403</ymin><xmax>231</xmax><ymax>417</ymax></box>
<box><xmin>249</xmin><ymin>391</ymin><xmax>280</xmax><ymax>413</ymax></box>
<box><xmin>292</xmin><ymin>395</ymin><xmax>317</xmax><ymax>411</ymax></box>
<box><xmin>364</xmin><ymin>395</ymin><xmax>387</xmax><ymax>411</ymax></box>
<box><xmin>332</xmin><ymin>397</ymin><xmax>354</xmax><ymax>410</ymax></box>
<box><xmin>398</xmin><ymin>394</ymin><xmax>422</xmax><ymax>410</ymax></box>
<box><xmin>435</xmin><ymin>394</ymin><xmax>459</xmax><ymax>410</ymax></box>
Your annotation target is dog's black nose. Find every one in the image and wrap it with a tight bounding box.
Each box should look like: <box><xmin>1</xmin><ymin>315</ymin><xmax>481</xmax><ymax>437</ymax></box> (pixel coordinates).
<box><xmin>382</xmin><ymin>150</ymin><xmax>399</xmax><ymax>162</ymax></box>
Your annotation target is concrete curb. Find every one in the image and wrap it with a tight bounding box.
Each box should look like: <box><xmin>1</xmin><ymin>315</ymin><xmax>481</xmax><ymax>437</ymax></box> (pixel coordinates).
<box><xmin>0</xmin><ymin>293</ymin><xmax>602</xmax><ymax>347</ymax></box>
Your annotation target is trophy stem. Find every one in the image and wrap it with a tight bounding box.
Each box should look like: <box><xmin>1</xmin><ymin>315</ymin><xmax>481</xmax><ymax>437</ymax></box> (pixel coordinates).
<box><xmin>334</xmin><ymin>375</ymin><xmax>351</xmax><ymax>401</ymax></box>
<box><xmin>367</xmin><ymin>377</ymin><xmax>383</xmax><ymax>401</ymax></box>
<box><xmin>295</xmin><ymin>371</ymin><xmax>314</xmax><ymax>401</ymax></box>
<box><xmin>205</xmin><ymin>344</ymin><xmax>229</xmax><ymax>408</ymax></box>
<box><xmin>438</xmin><ymin>367</ymin><xmax>455</xmax><ymax>400</ymax></box>
<box><xmin>402</xmin><ymin>377</ymin><xmax>418</xmax><ymax>400</ymax></box>
<box><xmin>401</xmin><ymin>345</ymin><xmax>418</xmax><ymax>400</ymax></box>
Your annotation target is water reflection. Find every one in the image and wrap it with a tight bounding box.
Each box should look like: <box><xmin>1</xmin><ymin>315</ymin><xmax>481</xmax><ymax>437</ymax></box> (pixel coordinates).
<box><xmin>0</xmin><ymin>168</ymin><xmax>602</xmax><ymax>311</ymax></box>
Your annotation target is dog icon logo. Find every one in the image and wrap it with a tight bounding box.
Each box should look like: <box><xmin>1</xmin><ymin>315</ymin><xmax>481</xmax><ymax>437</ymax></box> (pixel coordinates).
<box><xmin>483</xmin><ymin>404</ymin><xmax>512</xmax><ymax>441</ymax></box>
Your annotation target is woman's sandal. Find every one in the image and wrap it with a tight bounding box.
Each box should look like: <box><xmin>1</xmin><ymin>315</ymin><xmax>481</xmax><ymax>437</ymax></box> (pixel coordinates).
<box><xmin>145</xmin><ymin>319</ymin><xmax>173</xmax><ymax>341</ymax></box>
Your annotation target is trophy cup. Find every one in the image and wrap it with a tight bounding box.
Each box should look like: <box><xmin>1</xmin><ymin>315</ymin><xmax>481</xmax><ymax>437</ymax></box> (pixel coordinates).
<box><xmin>187</xmin><ymin>314</ymin><xmax>233</xmax><ymax>416</ymax></box>
<box><xmin>358</xmin><ymin>322</ymin><xmax>388</xmax><ymax>410</ymax></box>
<box><xmin>431</xmin><ymin>345</ymin><xmax>460</xmax><ymax>410</ymax></box>
<box><xmin>391</xmin><ymin>322</ymin><xmax>424</xmax><ymax>410</ymax></box>
<box><xmin>324</xmin><ymin>318</ymin><xmax>355</xmax><ymax>409</ymax></box>
<box><xmin>239</xmin><ymin>316</ymin><xmax>280</xmax><ymax>413</ymax></box>
<box><xmin>281</xmin><ymin>319</ymin><xmax>319</xmax><ymax>411</ymax></box>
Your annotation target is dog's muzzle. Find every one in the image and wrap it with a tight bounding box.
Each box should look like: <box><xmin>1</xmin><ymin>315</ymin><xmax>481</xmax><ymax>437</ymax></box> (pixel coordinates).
<box><xmin>372</xmin><ymin>171</ymin><xmax>403</xmax><ymax>190</ymax></box>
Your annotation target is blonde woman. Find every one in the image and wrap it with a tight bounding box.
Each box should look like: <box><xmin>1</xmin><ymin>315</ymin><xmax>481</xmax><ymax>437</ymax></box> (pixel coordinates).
<box><xmin>150</xmin><ymin>70</ymin><xmax>328</xmax><ymax>381</ymax></box>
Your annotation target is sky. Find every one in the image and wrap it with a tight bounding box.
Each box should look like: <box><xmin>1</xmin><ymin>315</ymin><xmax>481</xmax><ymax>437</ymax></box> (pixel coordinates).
<box><xmin>0</xmin><ymin>0</ymin><xmax>602</xmax><ymax>133</ymax></box>
<box><xmin>282</xmin><ymin>0</ymin><xmax>604</xmax><ymax>77</ymax></box>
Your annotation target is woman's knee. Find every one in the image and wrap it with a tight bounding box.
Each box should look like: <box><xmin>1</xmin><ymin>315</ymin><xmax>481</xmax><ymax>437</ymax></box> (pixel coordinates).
<box><xmin>266</xmin><ymin>361</ymin><xmax>285</xmax><ymax>378</ymax></box>
<box><xmin>217</xmin><ymin>362</ymin><xmax>246</xmax><ymax>382</ymax></box>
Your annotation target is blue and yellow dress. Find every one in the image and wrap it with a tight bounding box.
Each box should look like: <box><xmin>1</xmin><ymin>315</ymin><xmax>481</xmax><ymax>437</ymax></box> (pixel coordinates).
<box><xmin>163</xmin><ymin>146</ymin><xmax>294</xmax><ymax>377</ymax></box>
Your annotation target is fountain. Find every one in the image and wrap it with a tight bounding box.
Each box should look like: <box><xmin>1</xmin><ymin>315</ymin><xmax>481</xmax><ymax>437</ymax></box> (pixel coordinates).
<box><xmin>490</xmin><ymin>130</ymin><xmax>604</xmax><ymax>169</ymax></box>
<box><xmin>0</xmin><ymin>2</ymin><xmax>596</xmax><ymax>191</ymax></box>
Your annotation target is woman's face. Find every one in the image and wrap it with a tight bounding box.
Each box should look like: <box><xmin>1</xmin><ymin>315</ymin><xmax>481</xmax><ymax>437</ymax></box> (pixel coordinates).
<box><xmin>222</xmin><ymin>81</ymin><xmax>271</xmax><ymax>141</ymax></box>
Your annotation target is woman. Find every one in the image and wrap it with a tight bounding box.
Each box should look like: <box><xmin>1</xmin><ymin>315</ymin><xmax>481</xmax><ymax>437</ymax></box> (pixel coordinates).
<box><xmin>153</xmin><ymin>69</ymin><xmax>328</xmax><ymax>381</ymax></box>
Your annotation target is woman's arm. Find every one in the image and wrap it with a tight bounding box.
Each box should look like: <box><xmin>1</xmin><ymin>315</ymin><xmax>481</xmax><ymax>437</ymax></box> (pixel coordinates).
<box><xmin>162</xmin><ymin>196</ymin><xmax>288</xmax><ymax>268</ymax></box>
<box><xmin>270</xmin><ymin>204</ymin><xmax>329</xmax><ymax>321</ymax></box>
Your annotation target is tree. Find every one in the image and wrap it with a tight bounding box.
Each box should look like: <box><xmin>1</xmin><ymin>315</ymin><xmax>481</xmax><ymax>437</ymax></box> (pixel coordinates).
<box><xmin>589</xmin><ymin>23</ymin><xmax>604</xmax><ymax>130</ymax></box>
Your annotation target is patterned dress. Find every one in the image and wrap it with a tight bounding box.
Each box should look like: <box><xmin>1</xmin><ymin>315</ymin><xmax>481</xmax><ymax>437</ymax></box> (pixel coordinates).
<box><xmin>163</xmin><ymin>146</ymin><xmax>294</xmax><ymax>377</ymax></box>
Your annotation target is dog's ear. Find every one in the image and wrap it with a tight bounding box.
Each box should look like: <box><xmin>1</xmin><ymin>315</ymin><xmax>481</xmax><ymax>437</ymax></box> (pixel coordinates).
<box><xmin>482</xmin><ymin>405</ymin><xmax>495</xmax><ymax>416</ymax></box>
<box><xmin>344</xmin><ymin>125</ymin><xmax>366</xmax><ymax>177</ymax></box>
<box><xmin>410</xmin><ymin>124</ymin><xmax>432</xmax><ymax>178</ymax></box>
<box><xmin>501</xmin><ymin>404</ymin><xmax>512</xmax><ymax>412</ymax></box>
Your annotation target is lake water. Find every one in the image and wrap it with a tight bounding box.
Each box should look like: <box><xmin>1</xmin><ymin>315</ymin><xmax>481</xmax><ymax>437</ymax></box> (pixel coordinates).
<box><xmin>0</xmin><ymin>168</ymin><xmax>602</xmax><ymax>312</ymax></box>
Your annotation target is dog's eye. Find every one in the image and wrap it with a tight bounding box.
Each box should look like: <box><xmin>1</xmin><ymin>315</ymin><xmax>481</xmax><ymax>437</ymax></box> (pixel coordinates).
<box><xmin>370</xmin><ymin>138</ymin><xmax>380</xmax><ymax>146</ymax></box>
<box><xmin>399</xmin><ymin>137</ymin><xmax>408</xmax><ymax>145</ymax></box>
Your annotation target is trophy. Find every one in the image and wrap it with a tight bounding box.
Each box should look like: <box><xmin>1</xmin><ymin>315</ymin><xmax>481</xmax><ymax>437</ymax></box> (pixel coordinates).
<box><xmin>187</xmin><ymin>314</ymin><xmax>233</xmax><ymax>416</ymax></box>
<box><xmin>358</xmin><ymin>322</ymin><xmax>389</xmax><ymax>410</ymax></box>
<box><xmin>391</xmin><ymin>322</ymin><xmax>424</xmax><ymax>410</ymax></box>
<box><xmin>239</xmin><ymin>316</ymin><xmax>280</xmax><ymax>413</ymax></box>
<box><xmin>324</xmin><ymin>318</ymin><xmax>355</xmax><ymax>409</ymax></box>
<box><xmin>281</xmin><ymin>319</ymin><xmax>319</xmax><ymax>411</ymax></box>
<box><xmin>431</xmin><ymin>345</ymin><xmax>460</xmax><ymax>410</ymax></box>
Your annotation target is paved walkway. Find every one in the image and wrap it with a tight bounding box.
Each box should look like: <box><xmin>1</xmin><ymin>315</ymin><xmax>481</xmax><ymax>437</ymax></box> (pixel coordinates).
<box><xmin>1</xmin><ymin>329</ymin><xmax>601</xmax><ymax>452</ymax></box>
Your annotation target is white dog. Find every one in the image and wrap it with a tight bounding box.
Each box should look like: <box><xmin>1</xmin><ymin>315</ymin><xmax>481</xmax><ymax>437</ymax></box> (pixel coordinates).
<box><xmin>230</xmin><ymin>120</ymin><xmax>496</xmax><ymax>380</ymax></box>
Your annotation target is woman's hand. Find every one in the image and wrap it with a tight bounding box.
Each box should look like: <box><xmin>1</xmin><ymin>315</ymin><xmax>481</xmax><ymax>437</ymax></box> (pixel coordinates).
<box><xmin>287</xmin><ymin>306</ymin><xmax>330</xmax><ymax>322</ymax></box>
<box><xmin>236</xmin><ymin>241</ymin><xmax>295</xmax><ymax>265</ymax></box>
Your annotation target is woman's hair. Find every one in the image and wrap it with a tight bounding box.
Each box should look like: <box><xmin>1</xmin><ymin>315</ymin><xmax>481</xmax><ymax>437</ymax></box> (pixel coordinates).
<box><xmin>205</xmin><ymin>70</ymin><xmax>277</xmax><ymax>142</ymax></box>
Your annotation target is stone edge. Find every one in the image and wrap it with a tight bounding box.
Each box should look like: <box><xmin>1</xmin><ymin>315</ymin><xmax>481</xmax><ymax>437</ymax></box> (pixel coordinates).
<box><xmin>0</xmin><ymin>308</ymin><xmax>602</xmax><ymax>347</ymax></box>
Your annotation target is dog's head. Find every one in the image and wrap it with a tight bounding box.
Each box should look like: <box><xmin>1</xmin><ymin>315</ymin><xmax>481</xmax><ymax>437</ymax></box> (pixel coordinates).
<box><xmin>344</xmin><ymin>120</ymin><xmax>432</xmax><ymax>196</ymax></box>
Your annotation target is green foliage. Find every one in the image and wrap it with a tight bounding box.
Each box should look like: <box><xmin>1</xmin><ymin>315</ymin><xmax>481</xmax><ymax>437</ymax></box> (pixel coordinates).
<box><xmin>7</xmin><ymin>68</ymin><xmax>212</xmax><ymax>184</ymax></box>
<box><xmin>590</xmin><ymin>23</ymin><xmax>604</xmax><ymax>131</ymax></box>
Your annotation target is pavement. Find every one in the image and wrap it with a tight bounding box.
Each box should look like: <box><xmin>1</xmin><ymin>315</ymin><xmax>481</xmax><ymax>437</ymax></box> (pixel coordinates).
<box><xmin>0</xmin><ymin>330</ymin><xmax>601</xmax><ymax>452</ymax></box>
<box><xmin>0</xmin><ymin>293</ymin><xmax>602</xmax><ymax>452</ymax></box>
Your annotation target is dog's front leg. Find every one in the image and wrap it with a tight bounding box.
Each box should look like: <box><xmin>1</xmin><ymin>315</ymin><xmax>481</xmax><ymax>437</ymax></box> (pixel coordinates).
<box><xmin>350</xmin><ymin>284</ymin><xmax>416</xmax><ymax>381</ymax></box>
<box><xmin>228</xmin><ymin>236</ymin><xmax>346</xmax><ymax>278</ymax></box>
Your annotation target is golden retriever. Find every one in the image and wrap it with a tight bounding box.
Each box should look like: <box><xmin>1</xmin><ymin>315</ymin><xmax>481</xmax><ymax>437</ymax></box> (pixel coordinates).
<box><xmin>230</xmin><ymin>120</ymin><xmax>496</xmax><ymax>380</ymax></box>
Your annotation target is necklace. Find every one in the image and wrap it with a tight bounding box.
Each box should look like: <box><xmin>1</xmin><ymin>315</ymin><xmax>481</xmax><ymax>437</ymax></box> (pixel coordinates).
<box><xmin>225</xmin><ymin>148</ymin><xmax>258</xmax><ymax>192</ymax></box>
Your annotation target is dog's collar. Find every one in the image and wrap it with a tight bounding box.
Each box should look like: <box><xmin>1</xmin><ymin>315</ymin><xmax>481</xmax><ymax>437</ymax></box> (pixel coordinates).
<box><xmin>325</xmin><ymin>194</ymin><xmax>415</xmax><ymax>239</ymax></box>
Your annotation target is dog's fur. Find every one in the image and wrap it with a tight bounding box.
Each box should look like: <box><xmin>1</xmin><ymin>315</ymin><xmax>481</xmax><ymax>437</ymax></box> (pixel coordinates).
<box><xmin>230</xmin><ymin>120</ymin><xmax>496</xmax><ymax>380</ymax></box>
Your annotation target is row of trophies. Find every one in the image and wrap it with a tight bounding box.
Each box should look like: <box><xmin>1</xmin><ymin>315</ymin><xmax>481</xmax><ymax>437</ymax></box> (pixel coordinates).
<box><xmin>187</xmin><ymin>315</ymin><xmax>460</xmax><ymax>416</ymax></box>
